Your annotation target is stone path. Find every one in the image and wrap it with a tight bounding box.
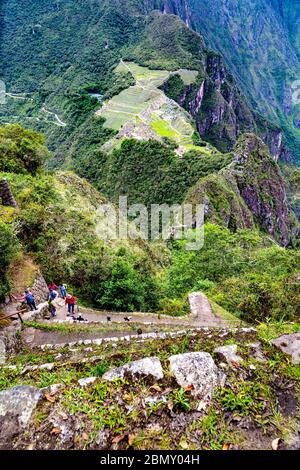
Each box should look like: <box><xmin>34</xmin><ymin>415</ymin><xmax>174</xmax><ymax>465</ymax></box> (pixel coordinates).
<box><xmin>4</xmin><ymin>291</ymin><xmax>240</xmax><ymax>351</ymax></box>
<box><xmin>19</xmin><ymin>292</ymin><xmax>238</xmax><ymax>349</ymax></box>
<box><xmin>188</xmin><ymin>292</ymin><xmax>224</xmax><ymax>326</ymax></box>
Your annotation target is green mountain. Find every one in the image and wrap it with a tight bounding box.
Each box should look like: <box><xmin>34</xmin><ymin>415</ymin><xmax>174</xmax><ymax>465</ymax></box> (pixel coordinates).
<box><xmin>152</xmin><ymin>0</ymin><xmax>300</xmax><ymax>160</ymax></box>
<box><xmin>0</xmin><ymin>0</ymin><xmax>289</xmax><ymax>165</ymax></box>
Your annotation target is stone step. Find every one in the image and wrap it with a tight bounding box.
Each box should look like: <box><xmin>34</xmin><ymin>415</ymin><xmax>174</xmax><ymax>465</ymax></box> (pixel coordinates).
<box><xmin>35</xmin><ymin>326</ymin><xmax>256</xmax><ymax>351</ymax></box>
<box><xmin>37</xmin><ymin>329</ymin><xmax>198</xmax><ymax>350</ymax></box>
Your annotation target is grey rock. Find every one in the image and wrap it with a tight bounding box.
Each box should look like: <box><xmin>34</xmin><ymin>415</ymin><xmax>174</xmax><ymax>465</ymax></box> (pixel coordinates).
<box><xmin>22</xmin><ymin>302</ymin><xmax>49</xmax><ymax>322</ymax></box>
<box><xmin>214</xmin><ymin>344</ymin><xmax>243</xmax><ymax>366</ymax></box>
<box><xmin>0</xmin><ymin>325</ymin><xmax>22</xmax><ymax>356</ymax></box>
<box><xmin>240</xmin><ymin>327</ymin><xmax>256</xmax><ymax>333</ymax></box>
<box><xmin>280</xmin><ymin>431</ymin><xmax>300</xmax><ymax>450</ymax></box>
<box><xmin>96</xmin><ymin>429</ymin><xmax>110</xmax><ymax>448</ymax></box>
<box><xmin>169</xmin><ymin>352</ymin><xmax>225</xmax><ymax>399</ymax></box>
<box><xmin>0</xmin><ymin>386</ymin><xmax>42</xmax><ymax>445</ymax></box>
<box><xmin>103</xmin><ymin>357</ymin><xmax>164</xmax><ymax>382</ymax></box>
<box><xmin>247</xmin><ymin>342</ymin><xmax>267</xmax><ymax>363</ymax></box>
<box><xmin>272</xmin><ymin>333</ymin><xmax>300</xmax><ymax>364</ymax></box>
<box><xmin>21</xmin><ymin>362</ymin><xmax>54</xmax><ymax>375</ymax></box>
<box><xmin>0</xmin><ymin>339</ymin><xmax>6</xmax><ymax>365</ymax></box>
<box><xmin>41</xmin><ymin>408</ymin><xmax>78</xmax><ymax>449</ymax></box>
<box><xmin>78</xmin><ymin>377</ymin><xmax>98</xmax><ymax>388</ymax></box>
<box><xmin>41</xmin><ymin>383</ymin><xmax>63</xmax><ymax>395</ymax></box>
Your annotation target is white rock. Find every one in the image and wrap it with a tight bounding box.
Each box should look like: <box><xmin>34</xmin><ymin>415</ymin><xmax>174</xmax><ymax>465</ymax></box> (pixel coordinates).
<box><xmin>144</xmin><ymin>395</ymin><xmax>167</xmax><ymax>405</ymax></box>
<box><xmin>41</xmin><ymin>383</ymin><xmax>63</xmax><ymax>395</ymax></box>
<box><xmin>93</xmin><ymin>339</ymin><xmax>102</xmax><ymax>345</ymax></box>
<box><xmin>247</xmin><ymin>342</ymin><xmax>266</xmax><ymax>363</ymax></box>
<box><xmin>272</xmin><ymin>333</ymin><xmax>300</xmax><ymax>364</ymax></box>
<box><xmin>0</xmin><ymin>339</ymin><xmax>6</xmax><ymax>365</ymax></box>
<box><xmin>214</xmin><ymin>344</ymin><xmax>243</xmax><ymax>366</ymax></box>
<box><xmin>103</xmin><ymin>357</ymin><xmax>164</xmax><ymax>381</ymax></box>
<box><xmin>169</xmin><ymin>352</ymin><xmax>225</xmax><ymax>398</ymax></box>
<box><xmin>78</xmin><ymin>377</ymin><xmax>98</xmax><ymax>387</ymax></box>
<box><xmin>39</xmin><ymin>362</ymin><xmax>55</xmax><ymax>370</ymax></box>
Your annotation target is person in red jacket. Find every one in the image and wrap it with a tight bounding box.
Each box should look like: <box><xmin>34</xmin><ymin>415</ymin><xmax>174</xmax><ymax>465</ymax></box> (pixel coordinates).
<box><xmin>48</xmin><ymin>282</ymin><xmax>58</xmax><ymax>293</ymax></box>
<box><xmin>65</xmin><ymin>294</ymin><xmax>76</xmax><ymax>316</ymax></box>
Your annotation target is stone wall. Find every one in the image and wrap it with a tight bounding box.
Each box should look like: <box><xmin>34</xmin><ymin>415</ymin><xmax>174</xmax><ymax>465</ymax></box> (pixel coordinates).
<box><xmin>0</xmin><ymin>324</ymin><xmax>22</xmax><ymax>363</ymax></box>
<box><xmin>30</xmin><ymin>274</ymin><xmax>49</xmax><ymax>305</ymax></box>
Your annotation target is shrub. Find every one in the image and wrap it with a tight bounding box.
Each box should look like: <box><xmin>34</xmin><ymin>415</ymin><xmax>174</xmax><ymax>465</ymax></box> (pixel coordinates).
<box><xmin>0</xmin><ymin>125</ymin><xmax>50</xmax><ymax>175</ymax></box>
<box><xmin>95</xmin><ymin>257</ymin><xmax>149</xmax><ymax>312</ymax></box>
<box><xmin>159</xmin><ymin>297</ymin><xmax>189</xmax><ymax>317</ymax></box>
<box><xmin>0</xmin><ymin>221</ymin><xmax>20</xmax><ymax>300</ymax></box>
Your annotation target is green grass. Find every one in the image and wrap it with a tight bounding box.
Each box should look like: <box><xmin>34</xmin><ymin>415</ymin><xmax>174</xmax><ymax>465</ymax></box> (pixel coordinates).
<box><xmin>257</xmin><ymin>321</ymin><xmax>300</xmax><ymax>345</ymax></box>
<box><xmin>150</xmin><ymin>119</ymin><xmax>181</xmax><ymax>139</ymax></box>
<box><xmin>210</xmin><ymin>300</ymin><xmax>243</xmax><ymax>326</ymax></box>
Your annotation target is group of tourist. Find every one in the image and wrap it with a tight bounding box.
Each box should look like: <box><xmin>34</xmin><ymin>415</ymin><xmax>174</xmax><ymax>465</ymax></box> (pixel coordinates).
<box><xmin>19</xmin><ymin>282</ymin><xmax>76</xmax><ymax>319</ymax></box>
<box><xmin>47</xmin><ymin>283</ymin><xmax>76</xmax><ymax>318</ymax></box>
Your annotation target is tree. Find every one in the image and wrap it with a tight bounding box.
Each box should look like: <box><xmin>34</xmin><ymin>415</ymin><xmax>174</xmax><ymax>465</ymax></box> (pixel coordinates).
<box><xmin>0</xmin><ymin>222</ymin><xmax>19</xmax><ymax>300</ymax></box>
<box><xmin>0</xmin><ymin>124</ymin><xmax>50</xmax><ymax>175</ymax></box>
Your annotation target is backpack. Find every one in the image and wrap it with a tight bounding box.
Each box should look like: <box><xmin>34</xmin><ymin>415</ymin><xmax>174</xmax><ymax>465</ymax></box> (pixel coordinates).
<box><xmin>50</xmin><ymin>290</ymin><xmax>58</xmax><ymax>300</ymax></box>
<box><xmin>26</xmin><ymin>293</ymin><xmax>34</xmax><ymax>303</ymax></box>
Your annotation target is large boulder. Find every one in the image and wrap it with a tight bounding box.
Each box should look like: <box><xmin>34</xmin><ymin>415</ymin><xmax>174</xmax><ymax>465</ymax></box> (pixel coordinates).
<box><xmin>103</xmin><ymin>357</ymin><xmax>164</xmax><ymax>382</ymax></box>
<box><xmin>0</xmin><ymin>386</ymin><xmax>42</xmax><ymax>447</ymax></box>
<box><xmin>169</xmin><ymin>352</ymin><xmax>225</xmax><ymax>399</ymax></box>
<box><xmin>272</xmin><ymin>333</ymin><xmax>300</xmax><ymax>364</ymax></box>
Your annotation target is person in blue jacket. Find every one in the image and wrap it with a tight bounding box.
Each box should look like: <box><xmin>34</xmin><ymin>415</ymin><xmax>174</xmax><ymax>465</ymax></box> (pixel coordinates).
<box><xmin>24</xmin><ymin>289</ymin><xmax>37</xmax><ymax>311</ymax></box>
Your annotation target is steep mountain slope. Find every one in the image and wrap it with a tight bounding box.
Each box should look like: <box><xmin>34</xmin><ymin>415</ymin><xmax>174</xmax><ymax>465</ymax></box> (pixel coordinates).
<box><xmin>0</xmin><ymin>125</ymin><xmax>167</xmax><ymax>312</ymax></box>
<box><xmin>186</xmin><ymin>134</ymin><xmax>297</xmax><ymax>246</ymax></box>
<box><xmin>1</xmin><ymin>123</ymin><xmax>299</xmax><ymax>324</ymax></box>
<box><xmin>149</xmin><ymin>0</ymin><xmax>300</xmax><ymax>160</ymax></box>
<box><xmin>270</xmin><ymin>0</ymin><xmax>300</xmax><ymax>60</ymax></box>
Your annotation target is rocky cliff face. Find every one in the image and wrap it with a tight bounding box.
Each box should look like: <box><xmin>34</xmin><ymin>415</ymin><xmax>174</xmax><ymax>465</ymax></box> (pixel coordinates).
<box><xmin>270</xmin><ymin>0</ymin><xmax>300</xmax><ymax>60</ymax></box>
<box><xmin>144</xmin><ymin>0</ymin><xmax>193</xmax><ymax>27</ymax></box>
<box><xmin>162</xmin><ymin>49</ymin><xmax>288</xmax><ymax>160</ymax></box>
<box><xmin>186</xmin><ymin>134</ymin><xmax>298</xmax><ymax>246</ymax></box>
<box><xmin>152</xmin><ymin>0</ymin><xmax>300</xmax><ymax>161</ymax></box>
